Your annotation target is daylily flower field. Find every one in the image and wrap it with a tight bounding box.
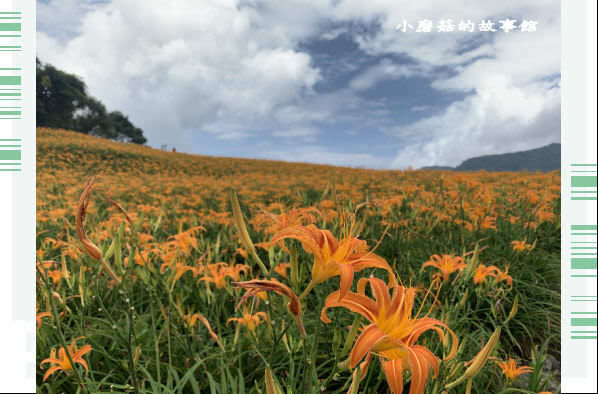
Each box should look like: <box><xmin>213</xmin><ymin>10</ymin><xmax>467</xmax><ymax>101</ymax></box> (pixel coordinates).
<box><xmin>36</xmin><ymin>127</ymin><xmax>561</xmax><ymax>393</ymax></box>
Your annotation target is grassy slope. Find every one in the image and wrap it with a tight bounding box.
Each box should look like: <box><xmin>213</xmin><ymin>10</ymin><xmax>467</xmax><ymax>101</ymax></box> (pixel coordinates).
<box><xmin>36</xmin><ymin>128</ymin><xmax>561</xmax><ymax>393</ymax></box>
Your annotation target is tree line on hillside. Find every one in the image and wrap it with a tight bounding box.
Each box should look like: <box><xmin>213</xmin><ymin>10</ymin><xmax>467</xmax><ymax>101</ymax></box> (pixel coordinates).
<box><xmin>36</xmin><ymin>58</ymin><xmax>147</xmax><ymax>144</ymax></box>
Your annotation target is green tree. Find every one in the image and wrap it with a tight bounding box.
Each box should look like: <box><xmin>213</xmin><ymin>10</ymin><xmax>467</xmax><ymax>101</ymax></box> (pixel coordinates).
<box><xmin>36</xmin><ymin>58</ymin><xmax>87</xmax><ymax>129</ymax></box>
<box><xmin>36</xmin><ymin>58</ymin><xmax>147</xmax><ymax>145</ymax></box>
<box><xmin>109</xmin><ymin>111</ymin><xmax>147</xmax><ymax>144</ymax></box>
<box><xmin>72</xmin><ymin>97</ymin><xmax>114</xmax><ymax>138</ymax></box>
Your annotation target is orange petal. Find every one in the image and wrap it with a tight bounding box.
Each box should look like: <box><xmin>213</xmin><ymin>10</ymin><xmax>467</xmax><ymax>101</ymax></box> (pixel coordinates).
<box><xmin>422</xmin><ymin>261</ymin><xmax>440</xmax><ymax>269</ymax></box>
<box><xmin>39</xmin><ymin>357</ymin><xmax>62</xmax><ymax>368</ymax></box>
<box><xmin>72</xmin><ymin>344</ymin><xmax>92</xmax><ymax>360</ymax></box>
<box><xmin>380</xmin><ymin>358</ymin><xmax>404</xmax><ymax>394</ymax></box>
<box><xmin>76</xmin><ymin>358</ymin><xmax>89</xmax><ymax>371</ymax></box>
<box><xmin>351</xmin><ymin>253</ymin><xmax>397</xmax><ymax>288</ymax></box>
<box><xmin>336</xmin><ymin>262</ymin><xmax>355</xmax><ymax>302</ymax></box>
<box><xmin>365</xmin><ymin>277</ymin><xmax>392</xmax><ymax>313</ymax></box>
<box><xmin>405</xmin><ymin>346</ymin><xmax>428</xmax><ymax>394</ymax></box>
<box><xmin>349</xmin><ymin>324</ymin><xmax>388</xmax><ymax>368</ymax></box>
<box><xmin>270</xmin><ymin>227</ymin><xmax>323</xmax><ymax>261</ymax></box>
<box><xmin>411</xmin><ymin>345</ymin><xmax>439</xmax><ymax>378</ymax></box>
<box><xmin>42</xmin><ymin>365</ymin><xmax>65</xmax><ymax>382</ymax></box>
<box><xmin>320</xmin><ymin>290</ymin><xmax>378</xmax><ymax>324</ymax></box>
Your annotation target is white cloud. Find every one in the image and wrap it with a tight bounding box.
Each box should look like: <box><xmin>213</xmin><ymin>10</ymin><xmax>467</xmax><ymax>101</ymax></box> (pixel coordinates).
<box><xmin>349</xmin><ymin>58</ymin><xmax>423</xmax><ymax>91</ymax></box>
<box><xmin>259</xmin><ymin>144</ymin><xmax>388</xmax><ymax>168</ymax></box>
<box><xmin>390</xmin><ymin>78</ymin><xmax>560</xmax><ymax>168</ymax></box>
<box><xmin>37</xmin><ymin>0</ymin><xmax>324</xmax><ymax>149</ymax></box>
<box><xmin>37</xmin><ymin>0</ymin><xmax>561</xmax><ymax>168</ymax></box>
<box><xmin>410</xmin><ymin>106</ymin><xmax>430</xmax><ymax>112</ymax></box>
<box><xmin>272</xmin><ymin>127</ymin><xmax>320</xmax><ymax>141</ymax></box>
<box><xmin>36</xmin><ymin>0</ymin><xmax>106</xmax><ymax>40</ymax></box>
<box><xmin>323</xmin><ymin>0</ymin><xmax>561</xmax><ymax>168</ymax></box>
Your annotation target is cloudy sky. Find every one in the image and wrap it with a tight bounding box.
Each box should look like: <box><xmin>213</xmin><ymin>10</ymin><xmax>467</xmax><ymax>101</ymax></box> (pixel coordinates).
<box><xmin>36</xmin><ymin>0</ymin><xmax>560</xmax><ymax>169</ymax></box>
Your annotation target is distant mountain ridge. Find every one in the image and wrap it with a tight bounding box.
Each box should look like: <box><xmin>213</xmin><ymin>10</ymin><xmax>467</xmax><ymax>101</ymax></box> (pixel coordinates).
<box><xmin>422</xmin><ymin>143</ymin><xmax>561</xmax><ymax>172</ymax></box>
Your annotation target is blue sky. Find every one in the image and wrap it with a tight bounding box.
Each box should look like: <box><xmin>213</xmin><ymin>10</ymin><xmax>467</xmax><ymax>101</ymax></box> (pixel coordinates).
<box><xmin>36</xmin><ymin>0</ymin><xmax>561</xmax><ymax>169</ymax></box>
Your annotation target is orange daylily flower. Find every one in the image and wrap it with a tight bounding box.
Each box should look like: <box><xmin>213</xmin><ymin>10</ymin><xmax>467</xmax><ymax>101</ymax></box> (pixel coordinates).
<box><xmin>47</xmin><ymin>270</ymin><xmax>63</xmax><ymax>285</ymax></box>
<box><xmin>480</xmin><ymin>216</ymin><xmax>497</xmax><ymax>231</ymax></box>
<box><xmin>226</xmin><ymin>263</ymin><xmax>251</xmax><ymax>281</ymax></box>
<box><xmin>497</xmin><ymin>359</ymin><xmax>533</xmax><ymax>381</ymax></box>
<box><xmin>171</xmin><ymin>263</ymin><xmax>197</xmax><ymax>283</ymax></box>
<box><xmin>198</xmin><ymin>262</ymin><xmax>249</xmax><ymax>289</ymax></box>
<box><xmin>422</xmin><ymin>254</ymin><xmax>466</xmax><ymax>282</ymax></box>
<box><xmin>256</xmin><ymin>207</ymin><xmax>320</xmax><ymax>235</ymax></box>
<box><xmin>273</xmin><ymin>262</ymin><xmax>290</xmax><ymax>278</ymax></box>
<box><xmin>227</xmin><ymin>306</ymin><xmax>268</xmax><ymax>333</ymax></box>
<box><xmin>36</xmin><ymin>308</ymin><xmax>53</xmax><ymax>330</ymax></box>
<box><xmin>160</xmin><ymin>260</ymin><xmax>197</xmax><ymax>291</ymax></box>
<box><xmin>535</xmin><ymin>210</ymin><xmax>555</xmax><ymax>223</ymax></box>
<box><xmin>496</xmin><ymin>266</ymin><xmax>513</xmax><ymax>289</ymax></box>
<box><xmin>198</xmin><ymin>263</ymin><xmax>230</xmax><ymax>289</ymax></box>
<box><xmin>511</xmin><ymin>240</ymin><xmax>531</xmax><ymax>252</ymax></box>
<box><xmin>321</xmin><ymin>277</ymin><xmax>458</xmax><ymax>394</ymax></box>
<box><xmin>167</xmin><ymin>226</ymin><xmax>206</xmax><ymax>254</ymax></box>
<box><xmin>39</xmin><ymin>338</ymin><xmax>92</xmax><ymax>382</ymax></box>
<box><xmin>233</xmin><ymin>247</ymin><xmax>249</xmax><ymax>260</ymax></box>
<box><xmin>473</xmin><ymin>264</ymin><xmax>513</xmax><ymax>289</ymax></box>
<box><xmin>270</xmin><ymin>223</ymin><xmax>397</xmax><ymax>301</ymax></box>
<box><xmin>473</xmin><ymin>264</ymin><xmax>500</xmax><ymax>286</ymax></box>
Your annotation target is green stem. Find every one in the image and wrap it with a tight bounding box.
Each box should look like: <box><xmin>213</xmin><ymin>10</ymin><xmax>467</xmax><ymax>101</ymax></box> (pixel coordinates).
<box><xmin>316</xmin><ymin>354</ymin><xmax>340</xmax><ymax>393</ymax></box>
<box><xmin>299</xmin><ymin>340</ymin><xmax>309</xmax><ymax>393</ymax></box>
<box><xmin>307</xmin><ymin>282</ymin><xmax>328</xmax><ymax>391</ymax></box>
<box><xmin>99</xmin><ymin>256</ymin><xmax>122</xmax><ymax>285</ymax></box>
<box><xmin>268</xmin><ymin>321</ymin><xmax>294</xmax><ymax>365</ymax></box>
<box><xmin>148</xmin><ymin>292</ymin><xmax>162</xmax><ymax>394</ymax></box>
<box><xmin>252</xmin><ymin>252</ymin><xmax>270</xmax><ymax>277</ymax></box>
<box><xmin>125</xmin><ymin>309</ymin><xmax>139</xmax><ymax>392</ymax></box>
<box><xmin>298</xmin><ymin>280</ymin><xmax>317</xmax><ymax>302</ymax></box>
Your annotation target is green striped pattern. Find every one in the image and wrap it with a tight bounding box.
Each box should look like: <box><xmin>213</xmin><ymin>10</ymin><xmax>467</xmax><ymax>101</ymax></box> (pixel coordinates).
<box><xmin>0</xmin><ymin>139</ymin><xmax>20</xmax><ymax>171</ymax></box>
<box><xmin>0</xmin><ymin>70</ymin><xmax>20</xmax><ymax>113</ymax></box>
<box><xmin>571</xmin><ymin>310</ymin><xmax>598</xmax><ymax>339</ymax></box>
<box><xmin>0</xmin><ymin>11</ymin><xmax>20</xmax><ymax>35</ymax></box>
<box><xmin>571</xmin><ymin>164</ymin><xmax>598</xmax><ymax>200</ymax></box>
<box><xmin>0</xmin><ymin>106</ymin><xmax>20</xmax><ymax>119</ymax></box>
<box><xmin>0</xmin><ymin>12</ymin><xmax>20</xmax><ymax>37</ymax></box>
<box><xmin>0</xmin><ymin>45</ymin><xmax>20</xmax><ymax>52</ymax></box>
<box><xmin>0</xmin><ymin>12</ymin><xmax>22</xmax><ymax>165</ymax></box>
<box><xmin>570</xmin><ymin>226</ymin><xmax>597</xmax><ymax>277</ymax></box>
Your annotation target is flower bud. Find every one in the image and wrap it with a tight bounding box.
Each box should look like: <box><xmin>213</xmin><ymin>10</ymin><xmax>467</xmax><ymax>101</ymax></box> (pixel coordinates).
<box><xmin>268</xmin><ymin>242</ymin><xmax>275</xmax><ymax>265</ymax></box>
<box><xmin>230</xmin><ymin>188</ymin><xmax>268</xmax><ymax>276</ymax></box>
<box><xmin>339</xmin><ymin>315</ymin><xmax>362</xmax><ymax>358</ymax></box>
<box><xmin>459</xmin><ymin>288</ymin><xmax>469</xmax><ymax>307</ymax></box>
<box><xmin>332</xmin><ymin>325</ymin><xmax>342</xmax><ymax>354</ymax></box>
<box><xmin>75</xmin><ymin>176</ymin><xmax>121</xmax><ymax>285</ymax></box>
<box><xmin>446</xmin><ymin>362</ymin><xmax>464</xmax><ymax>382</ymax></box>
<box><xmin>445</xmin><ymin>327</ymin><xmax>501</xmax><ymax>390</ymax></box>
<box><xmin>505</xmin><ymin>294</ymin><xmax>519</xmax><ymax>324</ymax></box>
<box><xmin>265</xmin><ymin>365</ymin><xmax>277</xmax><ymax>394</ymax></box>
<box><xmin>348</xmin><ymin>365</ymin><xmax>361</xmax><ymax>394</ymax></box>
